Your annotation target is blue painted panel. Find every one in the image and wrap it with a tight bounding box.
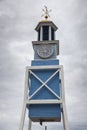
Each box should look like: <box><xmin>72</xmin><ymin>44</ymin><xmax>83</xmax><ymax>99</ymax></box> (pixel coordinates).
<box><xmin>28</xmin><ymin>60</ymin><xmax>61</xmax><ymax>122</ymax></box>
<box><xmin>29</xmin><ymin>104</ymin><xmax>61</xmax><ymax>122</ymax></box>
<box><xmin>31</xmin><ymin>59</ymin><xmax>59</xmax><ymax>66</ymax></box>
<box><xmin>29</xmin><ymin>70</ymin><xmax>60</xmax><ymax>99</ymax></box>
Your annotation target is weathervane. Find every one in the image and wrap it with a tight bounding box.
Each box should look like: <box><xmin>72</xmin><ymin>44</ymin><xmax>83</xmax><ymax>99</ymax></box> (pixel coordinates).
<box><xmin>42</xmin><ymin>6</ymin><xmax>52</xmax><ymax>20</ymax></box>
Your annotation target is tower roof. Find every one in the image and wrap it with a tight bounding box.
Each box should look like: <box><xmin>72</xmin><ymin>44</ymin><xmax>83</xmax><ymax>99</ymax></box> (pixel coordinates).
<box><xmin>35</xmin><ymin>20</ymin><xmax>58</xmax><ymax>31</ymax></box>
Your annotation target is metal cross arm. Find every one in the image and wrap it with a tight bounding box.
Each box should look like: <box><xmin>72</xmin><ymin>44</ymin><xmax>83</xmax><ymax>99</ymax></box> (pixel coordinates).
<box><xmin>29</xmin><ymin>68</ymin><xmax>61</xmax><ymax>100</ymax></box>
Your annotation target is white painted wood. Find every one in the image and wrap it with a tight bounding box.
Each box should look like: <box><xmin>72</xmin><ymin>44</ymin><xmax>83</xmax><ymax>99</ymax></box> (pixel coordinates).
<box><xmin>19</xmin><ymin>103</ymin><xmax>26</xmax><ymax>130</ymax></box>
<box><xmin>62</xmin><ymin>103</ymin><xmax>69</xmax><ymax>130</ymax></box>
<box><xmin>25</xmin><ymin>67</ymin><xmax>29</xmax><ymax>100</ymax></box>
<box><xmin>32</xmin><ymin>40</ymin><xmax>59</xmax><ymax>55</ymax></box>
<box><xmin>35</xmin><ymin>21</ymin><xmax>58</xmax><ymax>31</ymax></box>
<box><xmin>32</xmin><ymin>40</ymin><xmax>59</xmax><ymax>45</ymax></box>
<box><xmin>28</xmin><ymin>119</ymin><xmax>32</xmax><ymax>130</ymax></box>
<box><xmin>61</xmin><ymin>66</ymin><xmax>65</xmax><ymax>101</ymax></box>
<box><xmin>40</xmin><ymin>26</ymin><xmax>43</xmax><ymax>41</ymax></box>
<box><xmin>49</xmin><ymin>26</ymin><xmax>51</xmax><ymax>40</ymax></box>
<box><xmin>27</xmin><ymin>65</ymin><xmax>62</xmax><ymax>70</ymax></box>
<box><xmin>19</xmin><ymin>68</ymin><xmax>29</xmax><ymax>130</ymax></box>
<box><xmin>26</xmin><ymin>99</ymin><xmax>62</xmax><ymax>104</ymax></box>
<box><xmin>60</xmin><ymin>66</ymin><xmax>69</xmax><ymax>130</ymax></box>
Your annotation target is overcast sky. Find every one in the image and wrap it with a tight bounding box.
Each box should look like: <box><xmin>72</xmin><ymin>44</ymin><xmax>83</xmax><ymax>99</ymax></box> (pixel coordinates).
<box><xmin>0</xmin><ymin>0</ymin><xmax>87</xmax><ymax>130</ymax></box>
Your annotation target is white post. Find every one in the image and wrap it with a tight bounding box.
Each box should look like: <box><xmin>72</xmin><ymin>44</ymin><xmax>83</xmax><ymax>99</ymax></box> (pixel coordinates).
<box><xmin>28</xmin><ymin>119</ymin><xmax>32</xmax><ymax>130</ymax></box>
<box><xmin>61</xmin><ymin>66</ymin><xmax>69</xmax><ymax>130</ymax></box>
<box><xmin>45</xmin><ymin>126</ymin><xmax>47</xmax><ymax>130</ymax></box>
<box><xmin>40</xmin><ymin>26</ymin><xmax>43</xmax><ymax>41</ymax></box>
<box><xmin>19</xmin><ymin>103</ymin><xmax>26</xmax><ymax>130</ymax></box>
<box><xmin>19</xmin><ymin>67</ymin><xmax>29</xmax><ymax>130</ymax></box>
<box><xmin>61</xmin><ymin>66</ymin><xmax>65</xmax><ymax>101</ymax></box>
<box><xmin>62</xmin><ymin>103</ymin><xmax>69</xmax><ymax>130</ymax></box>
<box><xmin>49</xmin><ymin>26</ymin><xmax>51</xmax><ymax>40</ymax></box>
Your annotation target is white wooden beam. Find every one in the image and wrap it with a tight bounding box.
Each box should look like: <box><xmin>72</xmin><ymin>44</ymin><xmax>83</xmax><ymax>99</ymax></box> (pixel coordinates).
<box><xmin>26</xmin><ymin>99</ymin><xmax>63</xmax><ymax>104</ymax></box>
<box><xmin>27</xmin><ymin>65</ymin><xmax>62</xmax><ymax>70</ymax></box>
<box><xmin>19</xmin><ymin>68</ymin><xmax>29</xmax><ymax>130</ymax></box>
<box><xmin>28</xmin><ymin>119</ymin><xmax>32</xmax><ymax>130</ymax></box>
<box><xmin>40</xmin><ymin>26</ymin><xmax>43</xmax><ymax>41</ymax></box>
<box><xmin>49</xmin><ymin>26</ymin><xmax>51</xmax><ymax>40</ymax></box>
<box><xmin>62</xmin><ymin>102</ymin><xmax>69</xmax><ymax>130</ymax></box>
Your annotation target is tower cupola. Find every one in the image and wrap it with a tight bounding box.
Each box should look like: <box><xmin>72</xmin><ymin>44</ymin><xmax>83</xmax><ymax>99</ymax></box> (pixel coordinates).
<box><xmin>35</xmin><ymin>20</ymin><xmax>58</xmax><ymax>41</ymax></box>
<box><xmin>32</xmin><ymin>6</ymin><xmax>59</xmax><ymax>60</ymax></box>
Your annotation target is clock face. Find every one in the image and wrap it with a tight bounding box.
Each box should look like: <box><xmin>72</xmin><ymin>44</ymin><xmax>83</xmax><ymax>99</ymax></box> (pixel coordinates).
<box><xmin>37</xmin><ymin>44</ymin><xmax>53</xmax><ymax>58</ymax></box>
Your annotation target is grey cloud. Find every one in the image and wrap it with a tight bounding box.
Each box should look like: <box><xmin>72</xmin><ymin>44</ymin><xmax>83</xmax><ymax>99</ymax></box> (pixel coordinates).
<box><xmin>0</xmin><ymin>0</ymin><xmax>87</xmax><ymax>130</ymax></box>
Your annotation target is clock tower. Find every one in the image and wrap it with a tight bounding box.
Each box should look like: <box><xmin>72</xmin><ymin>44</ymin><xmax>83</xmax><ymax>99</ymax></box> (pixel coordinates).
<box><xmin>19</xmin><ymin>6</ymin><xmax>69</xmax><ymax>130</ymax></box>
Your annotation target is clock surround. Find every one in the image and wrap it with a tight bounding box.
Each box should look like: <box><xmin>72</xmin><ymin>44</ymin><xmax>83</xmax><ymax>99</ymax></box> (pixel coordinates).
<box><xmin>37</xmin><ymin>44</ymin><xmax>53</xmax><ymax>59</ymax></box>
<box><xmin>32</xmin><ymin>40</ymin><xmax>59</xmax><ymax>60</ymax></box>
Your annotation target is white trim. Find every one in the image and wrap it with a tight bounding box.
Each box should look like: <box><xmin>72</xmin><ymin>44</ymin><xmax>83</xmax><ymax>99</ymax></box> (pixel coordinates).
<box><xmin>61</xmin><ymin>66</ymin><xmax>65</xmax><ymax>101</ymax></box>
<box><xmin>19</xmin><ymin>68</ymin><xmax>29</xmax><ymax>130</ymax></box>
<box><xmin>27</xmin><ymin>65</ymin><xmax>62</xmax><ymax>70</ymax></box>
<box><xmin>32</xmin><ymin>40</ymin><xmax>59</xmax><ymax>45</ymax></box>
<box><xmin>26</xmin><ymin>99</ymin><xmax>62</xmax><ymax>104</ymax></box>
<box><xmin>35</xmin><ymin>21</ymin><xmax>58</xmax><ymax>31</ymax></box>
<box><xmin>40</xmin><ymin>26</ymin><xmax>43</xmax><ymax>41</ymax></box>
<box><xmin>62</xmin><ymin>102</ymin><xmax>69</xmax><ymax>130</ymax></box>
<box><xmin>32</xmin><ymin>40</ymin><xmax>59</xmax><ymax>55</ymax></box>
<box><xmin>28</xmin><ymin>119</ymin><xmax>32</xmax><ymax>130</ymax></box>
<box><xmin>49</xmin><ymin>26</ymin><xmax>51</xmax><ymax>40</ymax></box>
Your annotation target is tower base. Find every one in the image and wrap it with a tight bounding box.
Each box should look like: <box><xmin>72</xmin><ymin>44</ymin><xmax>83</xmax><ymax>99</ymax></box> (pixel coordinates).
<box><xmin>19</xmin><ymin>65</ymin><xmax>69</xmax><ymax>130</ymax></box>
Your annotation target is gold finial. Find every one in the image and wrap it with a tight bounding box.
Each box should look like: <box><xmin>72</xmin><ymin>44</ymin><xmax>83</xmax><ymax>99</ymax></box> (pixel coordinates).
<box><xmin>41</xmin><ymin>6</ymin><xmax>52</xmax><ymax>20</ymax></box>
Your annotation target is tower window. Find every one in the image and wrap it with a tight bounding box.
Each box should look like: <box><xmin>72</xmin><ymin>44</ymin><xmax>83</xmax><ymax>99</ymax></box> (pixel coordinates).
<box><xmin>43</xmin><ymin>26</ymin><xmax>49</xmax><ymax>40</ymax></box>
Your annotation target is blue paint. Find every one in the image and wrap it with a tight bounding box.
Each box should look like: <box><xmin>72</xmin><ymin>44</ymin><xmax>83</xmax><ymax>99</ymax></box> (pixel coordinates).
<box><xmin>31</xmin><ymin>59</ymin><xmax>59</xmax><ymax>66</ymax></box>
<box><xmin>28</xmin><ymin>60</ymin><xmax>61</xmax><ymax>121</ymax></box>
<box><xmin>29</xmin><ymin>104</ymin><xmax>61</xmax><ymax>121</ymax></box>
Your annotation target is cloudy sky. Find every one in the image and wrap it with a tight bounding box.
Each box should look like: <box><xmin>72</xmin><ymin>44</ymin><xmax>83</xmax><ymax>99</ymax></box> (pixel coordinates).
<box><xmin>0</xmin><ymin>0</ymin><xmax>87</xmax><ymax>130</ymax></box>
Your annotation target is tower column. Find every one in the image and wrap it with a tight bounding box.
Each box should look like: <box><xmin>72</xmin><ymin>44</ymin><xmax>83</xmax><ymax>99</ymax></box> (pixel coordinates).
<box><xmin>40</xmin><ymin>26</ymin><xmax>43</xmax><ymax>41</ymax></box>
<box><xmin>49</xmin><ymin>26</ymin><xmax>51</xmax><ymax>40</ymax></box>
